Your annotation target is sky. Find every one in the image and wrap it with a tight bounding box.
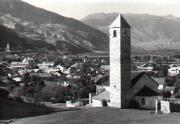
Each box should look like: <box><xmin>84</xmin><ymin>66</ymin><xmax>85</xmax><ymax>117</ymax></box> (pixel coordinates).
<box><xmin>22</xmin><ymin>0</ymin><xmax>180</xmax><ymax>20</ymax></box>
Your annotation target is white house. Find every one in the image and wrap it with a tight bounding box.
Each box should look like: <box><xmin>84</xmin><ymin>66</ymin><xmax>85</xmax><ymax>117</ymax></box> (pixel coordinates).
<box><xmin>10</xmin><ymin>62</ymin><xmax>29</xmax><ymax>68</ymax></box>
<box><xmin>37</xmin><ymin>62</ymin><xmax>54</xmax><ymax>68</ymax></box>
<box><xmin>168</xmin><ymin>65</ymin><xmax>180</xmax><ymax>76</ymax></box>
<box><xmin>91</xmin><ymin>91</ymin><xmax>110</xmax><ymax>107</ymax></box>
<box><xmin>137</xmin><ymin>64</ymin><xmax>154</xmax><ymax>72</ymax></box>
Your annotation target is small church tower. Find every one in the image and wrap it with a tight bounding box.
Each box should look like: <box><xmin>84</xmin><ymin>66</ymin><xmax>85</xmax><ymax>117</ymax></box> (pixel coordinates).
<box><xmin>5</xmin><ymin>43</ymin><xmax>10</xmax><ymax>52</ymax></box>
<box><xmin>109</xmin><ymin>14</ymin><xmax>131</xmax><ymax>108</ymax></box>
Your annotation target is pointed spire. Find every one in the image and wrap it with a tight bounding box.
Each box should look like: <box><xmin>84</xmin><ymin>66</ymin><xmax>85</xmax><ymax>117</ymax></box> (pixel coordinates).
<box><xmin>109</xmin><ymin>14</ymin><xmax>130</xmax><ymax>28</ymax></box>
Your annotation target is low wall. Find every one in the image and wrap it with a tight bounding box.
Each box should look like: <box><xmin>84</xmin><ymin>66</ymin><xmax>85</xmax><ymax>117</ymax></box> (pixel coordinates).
<box><xmin>66</xmin><ymin>101</ymin><xmax>80</xmax><ymax>107</ymax></box>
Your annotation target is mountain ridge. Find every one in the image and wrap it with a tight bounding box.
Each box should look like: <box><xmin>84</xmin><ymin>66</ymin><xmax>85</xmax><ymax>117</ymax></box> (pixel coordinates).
<box><xmin>0</xmin><ymin>0</ymin><xmax>108</xmax><ymax>53</ymax></box>
<box><xmin>0</xmin><ymin>25</ymin><xmax>55</xmax><ymax>51</ymax></box>
<box><xmin>82</xmin><ymin>13</ymin><xmax>180</xmax><ymax>51</ymax></box>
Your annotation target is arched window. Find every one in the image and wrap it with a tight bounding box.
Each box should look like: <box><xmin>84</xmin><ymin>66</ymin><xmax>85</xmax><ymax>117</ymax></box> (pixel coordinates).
<box><xmin>113</xmin><ymin>30</ymin><xmax>117</xmax><ymax>37</ymax></box>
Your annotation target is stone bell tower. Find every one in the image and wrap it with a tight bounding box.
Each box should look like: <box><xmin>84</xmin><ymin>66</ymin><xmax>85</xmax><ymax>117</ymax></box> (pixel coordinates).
<box><xmin>109</xmin><ymin>14</ymin><xmax>131</xmax><ymax>108</ymax></box>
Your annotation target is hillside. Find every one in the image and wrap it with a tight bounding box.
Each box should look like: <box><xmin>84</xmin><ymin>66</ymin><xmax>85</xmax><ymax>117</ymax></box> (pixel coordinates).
<box><xmin>0</xmin><ymin>98</ymin><xmax>55</xmax><ymax>120</ymax></box>
<box><xmin>0</xmin><ymin>0</ymin><xmax>108</xmax><ymax>53</ymax></box>
<box><xmin>12</xmin><ymin>108</ymin><xmax>180</xmax><ymax>124</ymax></box>
<box><xmin>82</xmin><ymin>13</ymin><xmax>180</xmax><ymax>51</ymax></box>
<box><xmin>0</xmin><ymin>25</ymin><xmax>55</xmax><ymax>51</ymax></box>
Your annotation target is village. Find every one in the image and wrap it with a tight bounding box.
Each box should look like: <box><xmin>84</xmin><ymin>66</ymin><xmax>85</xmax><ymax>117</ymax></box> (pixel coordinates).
<box><xmin>0</xmin><ymin>43</ymin><xmax>109</xmax><ymax>107</ymax></box>
<box><xmin>1</xmin><ymin>15</ymin><xmax>180</xmax><ymax>115</ymax></box>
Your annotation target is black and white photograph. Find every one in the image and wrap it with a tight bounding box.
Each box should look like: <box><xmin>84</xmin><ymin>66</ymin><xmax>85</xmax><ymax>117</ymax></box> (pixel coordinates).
<box><xmin>0</xmin><ymin>0</ymin><xmax>180</xmax><ymax>124</ymax></box>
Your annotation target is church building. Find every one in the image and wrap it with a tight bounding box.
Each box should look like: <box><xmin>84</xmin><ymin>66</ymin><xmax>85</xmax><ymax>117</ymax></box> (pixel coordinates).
<box><xmin>90</xmin><ymin>14</ymin><xmax>159</xmax><ymax>109</ymax></box>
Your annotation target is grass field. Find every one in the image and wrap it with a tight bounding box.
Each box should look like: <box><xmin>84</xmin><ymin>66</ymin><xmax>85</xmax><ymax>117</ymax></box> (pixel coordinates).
<box><xmin>12</xmin><ymin>108</ymin><xmax>180</xmax><ymax>124</ymax></box>
<box><xmin>0</xmin><ymin>98</ymin><xmax>56</xmax><ymax>120</ymax></box>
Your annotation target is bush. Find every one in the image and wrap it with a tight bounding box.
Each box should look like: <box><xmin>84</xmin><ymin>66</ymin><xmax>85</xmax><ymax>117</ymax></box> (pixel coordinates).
<box><xmin>41</xmin><ymin>86</ymin><xmax>67</xmax><ymax>103</ymax></box>
<box><xmin>12</xmin><ymin>87</ymin><xmax>24</xmax><ymax>98</ymax></box>
<box><xmin>102</xmin><ymin>99</ymin><xmax>108</xmax><ymax>107</ymax></box>
<box><xmin>163</xmin><ymin>91</ymin><xmax>171</xmax><ymax>99</ymax></box>
<box><xmin>170</xmin><ymin>103</ymin><xmax>180</xmax><ymax>112</ymax></box>
<box><xmin>165</xmin><ymin>77</ymin><xmax>176</xmax><ymax>86</ymax></box>
<box><xmin>78</xmin><ymin>85</ymin><xmax>96</xmax><ymax>99</ymax></box>
<box><xmin>0</xmin><ymin>88</ymin><xmax>9</xmax><ymax>99</ymax></box>
<box><xmin>13</xmin><ymin>97</ymin><xmax>23</xmax><ymax>103</ymax></box>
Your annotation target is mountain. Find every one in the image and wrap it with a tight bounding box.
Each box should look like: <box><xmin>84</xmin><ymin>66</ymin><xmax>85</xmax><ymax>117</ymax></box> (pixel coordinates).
<box><xmin>82</xmin><ymin>13</ymin><xmax>180</xmax><ymax>51</ymax></box>
<box><xmin>0</xmin><ymin>25</ymin><xmax>55</xmax><ymax>51</ymax></box>
<box><xmin>0</xmin><ymin>0</ymin><xmax>108</xmax><ymax>53</ymax></box>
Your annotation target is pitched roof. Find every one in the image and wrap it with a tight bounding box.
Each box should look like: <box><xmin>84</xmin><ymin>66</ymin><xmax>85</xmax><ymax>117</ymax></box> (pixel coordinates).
<box><xmin>131</xmin><ymin>72</ymin><xmax>145</xmax><ymax>86</ymax></box>
<box><xmin>31</xmin><ymin>73</ymin><xmax>52</xmax><ymax>78</ymax></box>
<box><xmin>131</xmin><ymin>71</ymin><xmax>144</xmax><ymax>80</ymax></box>
<box><xmin>135</xmin><ymin>86</ymin><xmax>159</xmax><ymax>96</ymax></box>
<box><xmin>109</xmin><ymin>14</ymin><xmax>130</xmax><ymax>28</ymax></box>
<box><xmin>92</xmin><ymin>91</ymin><xmax>110</xmax><ymax>101</ymax></box>
<box><xmin>95</xmin><ymin>71</ymin><xmax>159</xmax><ymax>88</ymax></box>
<box><xmin>96</xmin><ymin>75</ymin><xmax>109</xmax><ymax>86</ymax></box>
<box><xmin>152</xmin><ymin>78</ymin><xmax>165</xmax><ymax>85</ymax></box>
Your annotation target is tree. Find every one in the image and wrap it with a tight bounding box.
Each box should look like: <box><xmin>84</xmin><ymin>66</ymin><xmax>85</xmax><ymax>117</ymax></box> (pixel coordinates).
<box><xmin>165</xmin><ymin>76</ymin><xmax>176</xmax><ymax>86</ymax></box>
<box><xmin>41</xmin><ymin>86</ymin><xmax>67</xmax><ymax>103</ymax></box>
<box><xmin>163</xmin><ymin>91</ymin><xmax>171</xmax><ymax>99</ymax></box>
<box><xmin>12</xmin><ymin>87</ymin><xmax>24</xmax><ymax>98</ymax></box>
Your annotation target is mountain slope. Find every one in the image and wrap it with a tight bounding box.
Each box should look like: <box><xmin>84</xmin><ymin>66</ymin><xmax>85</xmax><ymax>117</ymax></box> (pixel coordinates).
<box><xmin>0</xmin><ymin>25</ymin><xmax>55</xmax><ymax>51</ymax></box>
<box><xmin>0</xmin><ymin>0</ymin><xmax>108</xmax><ymax>52</ymax></box>
<box><xmin>82</xmin><ymin>13</ymin><xmax>180</xmax><ymax>51</ymax></box>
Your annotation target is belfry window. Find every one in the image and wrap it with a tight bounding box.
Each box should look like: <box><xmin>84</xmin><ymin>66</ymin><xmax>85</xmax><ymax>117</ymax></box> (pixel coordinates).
<box><xmin>123</xmin><ymin>30</ymin><xmax>126</xmax><ymax>37</ymax></box>
<box><xmin>113</xmin><ymin>30</ymin><xmax>117</xmax><ymax>37</ymax></box>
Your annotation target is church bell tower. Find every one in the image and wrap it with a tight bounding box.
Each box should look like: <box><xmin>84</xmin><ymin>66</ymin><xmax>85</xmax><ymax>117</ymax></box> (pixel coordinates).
<box><xmin>5</xmin><ymin>43</ymin><xmax>10</xmax><ymax>52</ymax></box>
<box><xmin>109</xmin><ymin>14</ymin><xmax>131</xmax><ymax>108</ymax></box>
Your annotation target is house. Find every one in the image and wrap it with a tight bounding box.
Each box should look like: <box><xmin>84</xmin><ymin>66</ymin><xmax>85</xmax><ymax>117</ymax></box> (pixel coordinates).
<box><xmin>153</xmin><ymin>78</ymin><xmax>165</xmax><ymax>91</ymax></box>
<box><xmin>135</xmin><ymin>86</ymin><xmax>159</xmax><ymax>109</ymax></box>
<box><xmin>136</xmin><ymin>63</ymin><xmax>154</xmax><ymax>72</ymax></box>
<box><xmin>130</xmin><ymin>72</ymin><xmax>160</xmax><ymax>109</ymax></box>
<box><xmin>91</xmin><ymin>91</ymin><xmax>110</xmax><ymax>107</ymax></box>
<box><xmin>95</xmin><ymin>74</ymin><xmax>110</xmax><ymax>93</ymax></box>
<box><xmin>56</xmin><ymin>65</ymin><xmax>66</xmax><ymax>72</ymax></box>
<box><xmin>100</xmin><ymin>65</ymin><xmax>109</xmax><ymax>73</ymax></box>
<box><xmin>22</xmin><ymin>57</ymin><xmax>33</xmax><ymax>63</ymax></box>
<box><xmin>44</xmin><ymin>67</ymin><xmax>60</xmax><ymax>73</ymax></box>
<box><xmin>90</xmin><ymin>72</ymin><xmax>160</xmax><ymax>109</ymax></box>
<box><xmin>12</xmin><ymin>77</ymin><xmax>22</xmax><ymax>83</ymax></box>
<box><xmin>37</xmin><ymin>62</ymin><xmax>54</xmax><ymax>68</ymax></box>
<box><xmin>10</xmin><ymin>62</ymin><xmax>29</xmax><ymax>68</ymax></box>
<box><xmin>168</xmin><ymin>64</ymin><xmax>180</xmax><ymax>76</ymax></box>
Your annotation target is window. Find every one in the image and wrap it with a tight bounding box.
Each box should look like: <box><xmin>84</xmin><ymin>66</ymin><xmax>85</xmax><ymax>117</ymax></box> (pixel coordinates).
<box><xmin>141</xmin><ymin>98</ymin><xmax>145</xmax><ymax>105</ymax></box>
<box><xmin>123</xmin><ymin>30</ymin><xmax>126</xmax><ymax>37</ymax></box>
<box><xmin>113</xmin><ymin>30</ymin><xmax>117</xmax><ymax>37</ymax></box>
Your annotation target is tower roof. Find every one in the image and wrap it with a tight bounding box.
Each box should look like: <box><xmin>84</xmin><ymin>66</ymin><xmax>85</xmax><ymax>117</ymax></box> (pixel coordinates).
<box><xmin>109</xmin><ymin>14</ymin><xmax>130</xmax><ymax>28</ymax></box>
